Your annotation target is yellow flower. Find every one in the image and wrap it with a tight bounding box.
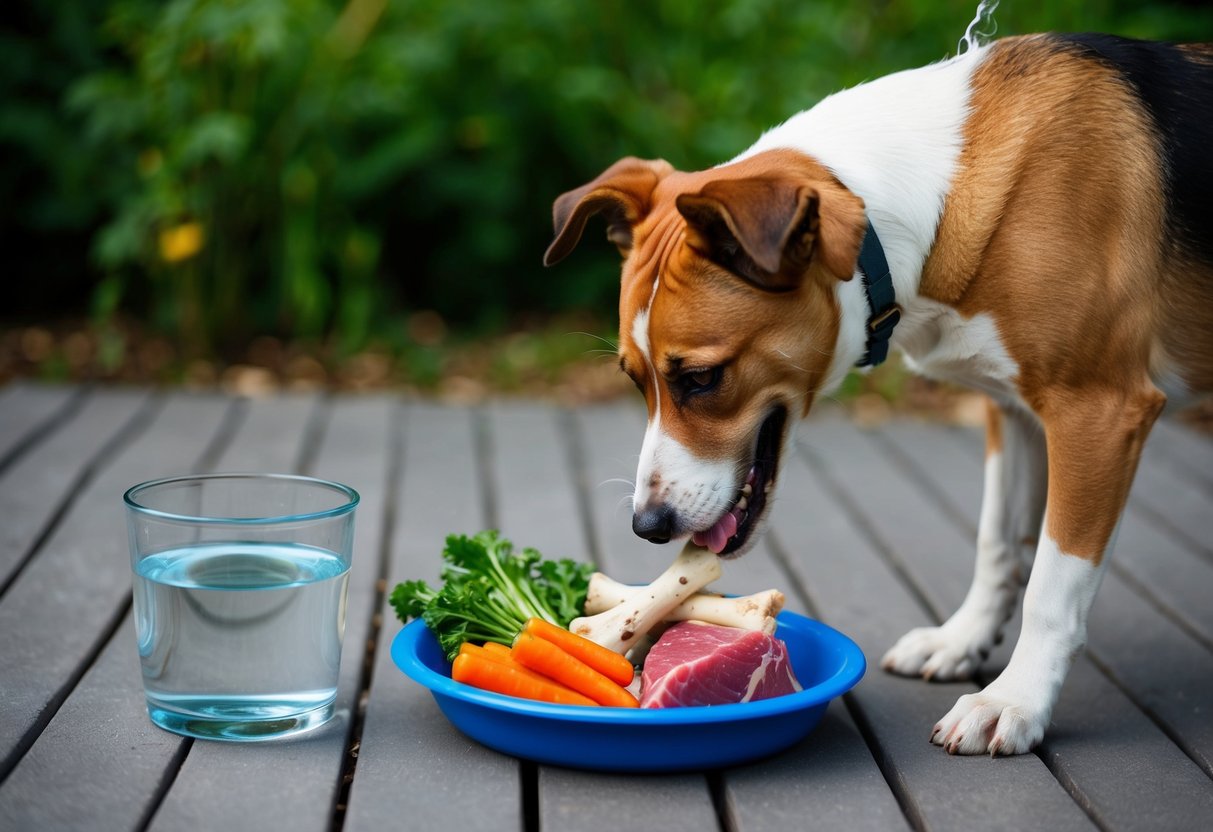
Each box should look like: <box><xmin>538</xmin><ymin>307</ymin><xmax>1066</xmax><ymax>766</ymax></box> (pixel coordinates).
<box><xmin>159</xmin><ymin>222</ymin><xmax>204</xmax><ymax>263</ymax></box>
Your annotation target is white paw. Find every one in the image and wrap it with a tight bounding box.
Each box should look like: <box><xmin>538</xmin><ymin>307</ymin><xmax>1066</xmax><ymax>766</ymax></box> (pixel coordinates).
<box><xmin>929</xmin><ymin>688</ymin><xmax>1047</xmax><ymax>756</ymax></box>
<box><xmin>881</xmin><ymin>624</ymin><xmax>993</xmax><ymax>681</ymax></box>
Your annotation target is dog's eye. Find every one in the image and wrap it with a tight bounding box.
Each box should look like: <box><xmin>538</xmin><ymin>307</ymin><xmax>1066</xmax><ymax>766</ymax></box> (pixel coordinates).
<box><xmin>680</xmin><ymin>367</ymin><xmax>722</xmax><ymax>396</ymax></box>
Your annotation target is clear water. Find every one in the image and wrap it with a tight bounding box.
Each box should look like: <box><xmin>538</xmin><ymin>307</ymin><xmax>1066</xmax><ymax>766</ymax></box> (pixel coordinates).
<box><xmin>133</xmin><ymin>541</ymin><xmax>349</xmax><ymax>738</ymax></box>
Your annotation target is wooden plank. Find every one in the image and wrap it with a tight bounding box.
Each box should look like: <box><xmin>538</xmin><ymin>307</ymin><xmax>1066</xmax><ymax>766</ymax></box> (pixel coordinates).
<box><xmin>0</xmin><ymin>382</ymin><xmax>78</xmax><ymax>471</ymax></box>
<box><xmin>1125</xmin><ymin>448</ymin><xmax>1213</xmax><ymax>561</ymax></box>
<box><xmin>537</xmin><ymin>770</ymin><xmax>719</xmax><ymax>831</ymax></box>
<box><xmin>1041</xmin><ymin>657</ymin><xmax>1213</xmax><ymax>830</ymax></box>
<box><xmin>574</xmin><ymin>403</ymin><xmax>907</xmax><ymax>829</ymax></box>
<box><xmin>207</xmin><ymin>393</ymin><xmax>325</xmax><ymax>474</ymax></box>
<box><xmin>485</xmin><ymin>401</ymin><xmax>590</xmax><ymax>562</ymax></box>
<box><xmin>779</xmin><ymin>419</ymin><xmax>1094</xmax><ymax>831</ymax></box>
<box><xmin>1086</xmin><ymin>578</ymin><xmax>1213</xmax><ymax>778</ymax></box>
<box><xmin>882</xmin><ymin>419</ymin><xmax>1213</xmax><ymax>650</ymax></box>
<box><xmin>0</xmin><ymin>388</ymin><xmax>150</xmax><ymax>591</ymax></box>
<box><xmin>572</xmin><ymin>400</ymin><xmax>678</xmax><ymax>583</ymax></box>
<box><xmin>0</xmin><ymin>616</ymin><xmax>185</xmax><ymax>831</ymax></box>
<box><xmin>0</xmin><ymin>394</ymin><xmax>333</xmax><ymax>832</ymax></box>
<box><xmin>1148</xmin><ymin>419</ymin><xmax>1213</xmax><ymax>493</ymax></box>
<box><xmin>801</xmin><ymin>417</ymin><xmax>976</xmax><ymax>622</ymax></box>
<box><xmin>485</xmin><ymin>402</ymin><xmax>719</xmax><ymax>830</ymax></box>
<box><xmin>0</xmin><ymin>393</ymin><xmax>233</xmax><ymax>779</ymax></box>
<box><xmin>722</xmin><ymin>702</ymin><xmax>909</xmax><ymax>832</ymax></box>
<box><xmin>718</xmin><ymin>536</ymin><xmax>907</xmax><ymax>831</ymax></box>
<box><xmin>845</xmin><ymin>419</ymin><xmax>1213</xmax><ymax>821</ymax></box>
<box><xmin>892</xmin><ymin>419</ymin><xmax>1207</xmax><ymax>642</ymax></box>
<box><xmin>345</xmin><ymin>403</ymin><xmax>523</xmax><ymax>832</ymax></box>
<box><xmin>147</xmin><ymin>394</ymin><xmax>401</xmax><ymax>832</ymax></box>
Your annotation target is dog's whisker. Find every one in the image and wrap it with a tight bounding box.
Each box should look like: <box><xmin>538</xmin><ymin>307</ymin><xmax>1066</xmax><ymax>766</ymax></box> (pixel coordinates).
<box><xmin>567</xmin><ymin>331</ymin><xmax>620</xmax><ymax>351</ymax></box>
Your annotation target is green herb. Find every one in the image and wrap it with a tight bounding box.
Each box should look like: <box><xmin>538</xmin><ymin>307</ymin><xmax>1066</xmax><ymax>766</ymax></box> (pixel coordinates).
<box><xmin>390</xmin><ymin>530</ymin><xmax>594</xmax><ymax>662</ymax></box>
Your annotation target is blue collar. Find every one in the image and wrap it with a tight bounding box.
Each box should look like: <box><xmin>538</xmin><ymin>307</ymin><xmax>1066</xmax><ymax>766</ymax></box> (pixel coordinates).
<box><xmin>855</xmin><ymin>218</ymin><xmax>901</xmax><ymax>367</ymax></box>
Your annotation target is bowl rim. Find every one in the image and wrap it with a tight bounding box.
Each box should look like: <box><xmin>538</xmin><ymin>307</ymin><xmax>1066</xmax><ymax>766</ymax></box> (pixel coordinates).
<box><xmin>392</xmin><ymin>610</ymin><xmax>866</xmax><ymax>724</ymax></box>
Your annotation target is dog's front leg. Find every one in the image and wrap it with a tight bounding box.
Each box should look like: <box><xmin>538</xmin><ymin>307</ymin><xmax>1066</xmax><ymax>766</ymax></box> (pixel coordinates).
<box><xmin>930</xmin><ymin>385</ymin><xmax>1165</xmax><ymax>755</ymax></box>
<box><xmin>882</xmin><ymin>399</ymin><xmax>1046</xmax><ymax>680</ymax></box>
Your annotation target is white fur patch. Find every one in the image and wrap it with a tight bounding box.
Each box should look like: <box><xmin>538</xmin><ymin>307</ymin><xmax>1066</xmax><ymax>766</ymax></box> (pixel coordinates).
<box><xmin>897</xmin><ymin>304</ymin><xmax>1022</xmax><ymax>404</ymax></box>
<box><xmin>884</xmin><ymin>408</ymin><xmax>1047</xmax><ymax>681</ymax></box>
<box><xmin>734</xmin><ymin>47</ymin><xmax>986</xmax><ymax>384</ymax></box>
<box><xmin>630</xmin><ymin>281</ymin><xmax>735</xmax><ymax>531</ymax></box>
<box><xmin>630</xmin><ymin>307</ymin><xmax>652</xmax><ymax>364</ymax></box>
<box><xmin>632</xmin><ymin>425</ymin><xmax>736</xmax><ymax>532</ymax></box>
<box><xmin>932</xmin><ymin>530</ymin><xmax>1110</xmax><ymax>755</ymax></box>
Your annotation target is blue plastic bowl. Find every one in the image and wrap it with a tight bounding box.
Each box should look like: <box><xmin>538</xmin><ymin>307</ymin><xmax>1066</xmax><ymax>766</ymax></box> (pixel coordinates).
<box><xmin>391</xmin><ymin>611</ymin><xmax>866</xmax><ymax>772</ymax></box>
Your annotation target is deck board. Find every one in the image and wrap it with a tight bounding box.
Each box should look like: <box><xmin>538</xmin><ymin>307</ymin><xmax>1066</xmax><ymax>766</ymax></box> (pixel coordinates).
<box><xmin>0</xmin><ymin>393</ymin><xmax>233</xmax><ymax>778</ymax></box>
<box><xmin>344</xmin><ymin>403</ymin><xmax>523</xmax><ymax>832</ymax></box>
<box><xmin>838</xmin><ymin>417</ymin><xmax>1213</xmax><ymax>820</ymax></box>
<box><xmin>1147</xmin><ymin>419</ymin><xmax>1213</xmax><ymax>494</ymax></box>
<box><xmin>0</xmin><ymin>388</ymin><xmax>149</xmax><ymax>591</ymax></box>
<box><xmin>0</xmin><ymin>382</ymin><xmax>78</xmax><ymax>471</ymax></box>
<box><xmin>0</xmin><ymin>614</ymin><xmax>187</xmax><ymax>831</ymax></box>
<box><xmin>1</xmin><ymin>384</ymin><xmax>1210</xmax><ymax>832</ymax></box>
<box><xmin>881</xmin><ymin>420</ymin><xmax>1213</xmax><ymax>650</ymax></box>
<box><xmin>146</xmin><ymin>394</ymin><xmax>381</xmax><ymax>832</ymax></box>
<box><xmin>775</xmin><ymin>430</ymin><xmax>1095</xmax><ymax>832</ymax></box>
<box><xmin>484</xmin><ymin>401</ymin><xmax>722</xmax><ymax>830</ymax></box>
<box><xmin>882</xmin><ymin>417</ymin><xmax>1213</xmax><ymax>780</ymax></box>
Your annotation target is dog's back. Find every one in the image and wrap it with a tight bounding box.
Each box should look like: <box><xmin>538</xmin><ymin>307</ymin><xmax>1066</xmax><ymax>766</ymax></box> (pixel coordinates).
<box><xmin>920</xmin><ymin>34</ymin><xmax>1213</xmax><ymax>402</ymax></box>
<box><xmin>1054</xmin><ymin>35</ymin><xmax>1213</xmax><ymax>269</ymax></box>
<box><xmin>1054</xmin><ymin>35</ymin><xmax>1213</xmax><ymax>395</ymax></box>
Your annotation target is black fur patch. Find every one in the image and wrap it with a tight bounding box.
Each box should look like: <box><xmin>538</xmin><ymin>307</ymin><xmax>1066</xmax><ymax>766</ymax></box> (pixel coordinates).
<box><xmin>1054</xmin><ymin>33</ymin><xmax>1213</xmax><ymax>266</ymax></box>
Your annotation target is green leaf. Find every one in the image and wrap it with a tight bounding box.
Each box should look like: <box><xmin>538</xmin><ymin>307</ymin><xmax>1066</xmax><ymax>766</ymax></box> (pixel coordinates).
<box><xmin>176</xmin><ymin>112</ymin><xmax>252</xmax><ymax>167</ymax></box>
<box><xmin>392</xmin><ymin>530</ymin><xmax>594</xmax><ymax>661</ymax></box>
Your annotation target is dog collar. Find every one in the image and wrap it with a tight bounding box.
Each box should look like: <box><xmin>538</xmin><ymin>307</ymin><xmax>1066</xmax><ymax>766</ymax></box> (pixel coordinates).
<box><xmin>855</xmin><ymin>218</ymin><xmax>901</xmax><ymax>367</ymax></box>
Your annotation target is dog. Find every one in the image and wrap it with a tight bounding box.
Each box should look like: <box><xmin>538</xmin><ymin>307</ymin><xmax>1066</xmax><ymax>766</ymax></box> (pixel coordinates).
<box><xmin>543</xmin><ymin>32</ymin><xmax>1213</xmax><ymax>755</ymax></box>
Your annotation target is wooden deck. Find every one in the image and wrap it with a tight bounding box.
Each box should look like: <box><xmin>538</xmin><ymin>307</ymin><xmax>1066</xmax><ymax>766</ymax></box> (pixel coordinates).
<box><xmin>0</xmin><ymin>380</ymin><xmax>1211</xmax><ymax>831</ymax></box>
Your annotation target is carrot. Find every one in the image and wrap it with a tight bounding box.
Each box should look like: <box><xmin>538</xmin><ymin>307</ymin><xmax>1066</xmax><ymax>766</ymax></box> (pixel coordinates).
<box><xmin>480</xmin><ymin>641</ymin><xmax>514</xmax><ymax>661</ymax></box>
<box><xmin>511</xmin><ymin>633</ymin><xmax>639</xmax><ymax>708</ymax></box>
<box><xmin>459</xmin><ymin>642</ymin><xmax>583</xmax><ymax>694</ymax></box>
<box><xmin>451</xmin><ymin>651</ymin><xmax>598</xmax><ymax>707</ymax></box>
<box><xmin>521</xmin><ymin>617</ymin><xmax>635</xmax><ymax>687</ymax></box>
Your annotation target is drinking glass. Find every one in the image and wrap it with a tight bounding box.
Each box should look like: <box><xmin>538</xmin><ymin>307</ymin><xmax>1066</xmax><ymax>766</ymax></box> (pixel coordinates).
<box><xmin>124</xmin><ymin>473</ymin><xmax>359</xmax><ymax>741</ymax></box>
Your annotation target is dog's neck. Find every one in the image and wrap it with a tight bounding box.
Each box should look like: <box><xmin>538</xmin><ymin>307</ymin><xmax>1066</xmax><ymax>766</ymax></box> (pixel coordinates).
<box><xmin>733</xmin><ymin>47</ymin><xmax>987</xmax><ymax>392</ymax></box>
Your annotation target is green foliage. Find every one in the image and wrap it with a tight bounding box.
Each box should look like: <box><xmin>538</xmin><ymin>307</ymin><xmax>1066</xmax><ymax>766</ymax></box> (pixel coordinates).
<box><xmin>4</xmin><ymin>1</ymin><xmax>1213</xmax><ymax>358</ymax></box>
<box><xmin>390</xmin><ymin>530</ymin><xmax>594</xmax><ymax>661</ymax></box>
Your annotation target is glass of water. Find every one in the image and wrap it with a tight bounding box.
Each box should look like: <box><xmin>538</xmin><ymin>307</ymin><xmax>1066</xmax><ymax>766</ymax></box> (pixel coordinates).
<box><xmin>124</xmin><ymin>473</ymin><xmax>359</xmax><ymax>742</ymax></box>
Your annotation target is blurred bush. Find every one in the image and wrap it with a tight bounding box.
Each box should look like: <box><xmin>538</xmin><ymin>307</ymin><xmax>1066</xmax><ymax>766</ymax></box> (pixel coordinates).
<box><xmin>3</xmin><ymin>0</ymin><xmax>1211</xmax><ymax>362</ymax></box>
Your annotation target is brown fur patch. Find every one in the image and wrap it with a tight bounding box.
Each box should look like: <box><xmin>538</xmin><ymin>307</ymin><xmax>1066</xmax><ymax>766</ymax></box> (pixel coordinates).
<box><xmin>922</xmin><ymin>35</ymin><xmax>1183</xmax><ymax>561</ymax></box>
<box><xmin>614</xmin><ymin>150</ymin><xmax>863</xmax><ymax>459</ymax></box>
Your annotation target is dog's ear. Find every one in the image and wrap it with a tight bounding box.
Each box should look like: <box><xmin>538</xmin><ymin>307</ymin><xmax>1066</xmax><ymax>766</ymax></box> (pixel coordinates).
<box><xmin>676</xmin><ymin>177</ymin><xmax>866</xmax><ymax>288</ymax></box>
<box><xmin>544</xmin><ymin>157</ymin><xmax>673</xmax><ymax>266</ymax></box>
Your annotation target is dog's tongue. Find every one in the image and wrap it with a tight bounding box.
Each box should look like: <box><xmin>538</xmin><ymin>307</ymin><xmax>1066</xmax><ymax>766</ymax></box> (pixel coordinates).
<box><xmin>692</xmin><ymin>509</ymin><xmax>739</xmax><ymax>555</ymax></box>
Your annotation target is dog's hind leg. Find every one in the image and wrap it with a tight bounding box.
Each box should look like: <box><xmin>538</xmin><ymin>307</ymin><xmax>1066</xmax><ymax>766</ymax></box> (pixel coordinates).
<box><xmin>930</xmin><ymin>383</ymin><xmax>1166</xmax><ymax>755</ymax></box>
<box><xmin>882</xmin><ymin>398</ymin><xmax>1046</xmax><ymax>680</ymax></box>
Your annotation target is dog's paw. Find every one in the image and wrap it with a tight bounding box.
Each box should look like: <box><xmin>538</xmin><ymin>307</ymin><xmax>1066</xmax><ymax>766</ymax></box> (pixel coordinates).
<box><xmin>881</xmin><ymin>625</ymin><xmax>987</xmax><ymax>680</ymax></box>
<box><xmin>929</xmin><ymin>688</ymin><xmax>1047</xmax><ymax>756</ymax></box>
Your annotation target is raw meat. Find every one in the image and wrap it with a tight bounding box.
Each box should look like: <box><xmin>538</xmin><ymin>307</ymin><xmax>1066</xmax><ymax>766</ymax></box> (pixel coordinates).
<box><xmin>640</xmin><ymin>621</ymin><xmax>802</xmax><ymax>708</ymax></box>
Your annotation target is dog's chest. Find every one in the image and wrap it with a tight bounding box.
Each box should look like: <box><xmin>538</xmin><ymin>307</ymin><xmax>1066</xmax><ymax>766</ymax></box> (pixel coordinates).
<box><xmin>894</xmin><ymin>298</ymin><xmax>1024</xmax><ymax>403</ymax></box>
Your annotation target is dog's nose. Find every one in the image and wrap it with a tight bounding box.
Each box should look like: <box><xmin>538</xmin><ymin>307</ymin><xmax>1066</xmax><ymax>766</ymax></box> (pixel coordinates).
<box><xmin>632</xmin><ymin>506</ymin><xmax>676</xmax><ymax>544</ymax></box>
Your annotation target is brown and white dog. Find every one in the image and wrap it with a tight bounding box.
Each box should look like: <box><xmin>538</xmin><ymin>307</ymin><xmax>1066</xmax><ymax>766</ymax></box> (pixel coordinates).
<box><xmin>544</xmin><ymin>33</ymin><xmax>1213</xmax><ymax>755</ymax></box>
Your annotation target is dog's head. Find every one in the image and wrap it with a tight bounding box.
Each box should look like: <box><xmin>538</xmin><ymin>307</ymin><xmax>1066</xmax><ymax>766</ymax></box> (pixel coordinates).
<box><xmin>546</xmin><ymin>149</ymin><xmax>866</xmax><ymax>556</ymax></box>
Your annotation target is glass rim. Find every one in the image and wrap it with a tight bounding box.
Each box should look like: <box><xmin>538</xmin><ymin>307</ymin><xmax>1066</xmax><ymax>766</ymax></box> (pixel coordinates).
<box><xmin>123</xmin><ymin>472</ymin><xmax>360</xmax><ymax>526</ymax></box>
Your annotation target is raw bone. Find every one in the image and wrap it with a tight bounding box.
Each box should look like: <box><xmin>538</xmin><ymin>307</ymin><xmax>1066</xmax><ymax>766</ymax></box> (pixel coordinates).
<box><xmin>568</xmin><ymin>543</ymin><xmax>721</xmax><ymax>654</ymax></box>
